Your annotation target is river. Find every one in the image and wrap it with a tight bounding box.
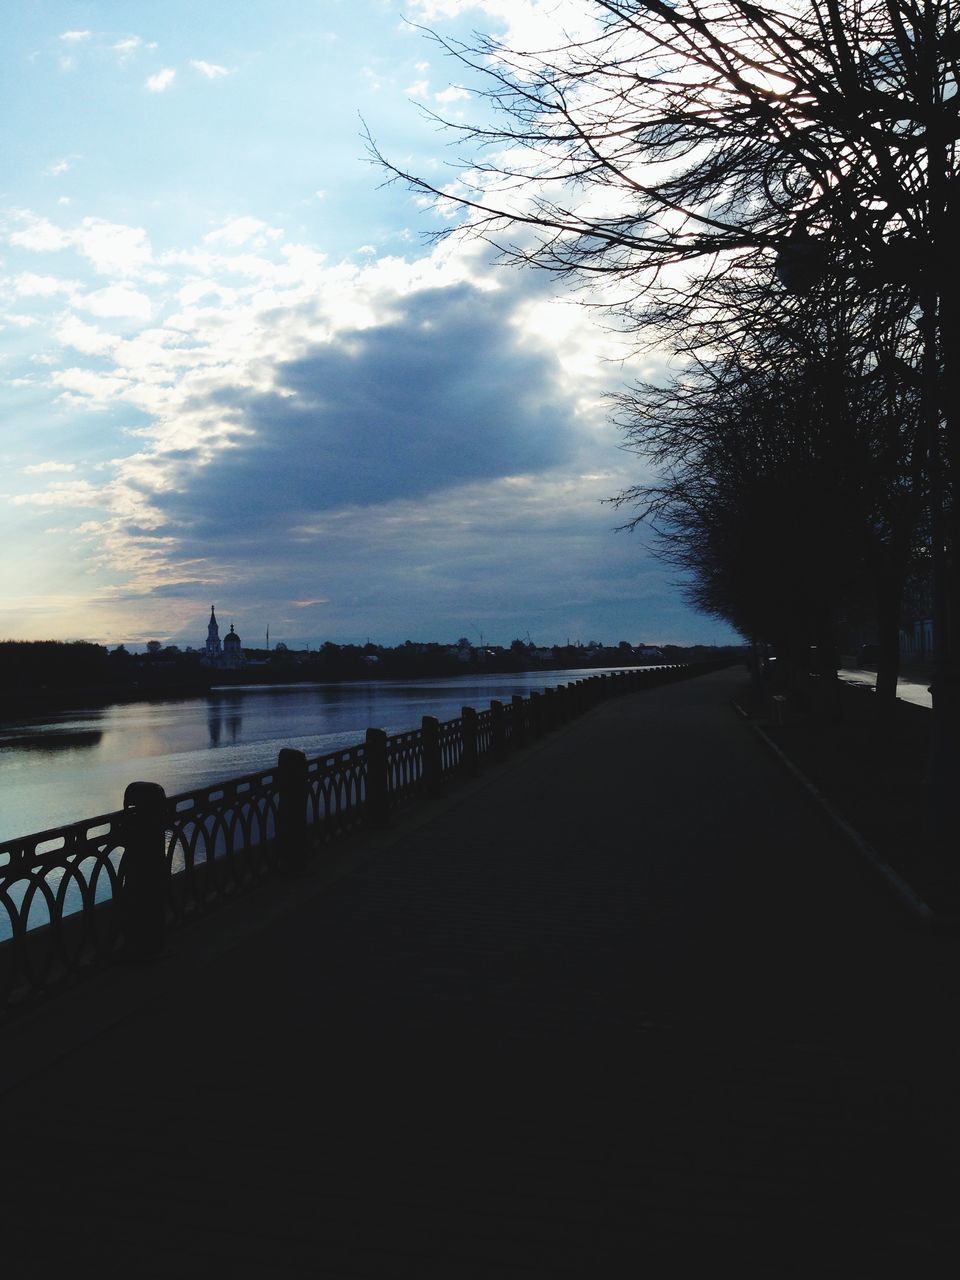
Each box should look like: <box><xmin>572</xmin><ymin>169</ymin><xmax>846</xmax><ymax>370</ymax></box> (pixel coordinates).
<box><xmin>0</xmin><ymin>667</ymin><xmax>643</xmax><ymax>842</ymax></box>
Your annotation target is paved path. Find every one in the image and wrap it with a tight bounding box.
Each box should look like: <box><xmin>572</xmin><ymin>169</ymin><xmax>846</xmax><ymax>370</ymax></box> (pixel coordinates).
<box><xmin>2</xmin><ymin>668</ymin><xmax>958</xmax><ymax>1276</ymax></box>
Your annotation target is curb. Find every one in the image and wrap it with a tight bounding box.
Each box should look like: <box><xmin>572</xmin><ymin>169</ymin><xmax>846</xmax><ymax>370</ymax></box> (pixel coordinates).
<box><xmin>732</xmin><ymin>699</ymin><xmax>956</xmax><ymax>928</ymax></box>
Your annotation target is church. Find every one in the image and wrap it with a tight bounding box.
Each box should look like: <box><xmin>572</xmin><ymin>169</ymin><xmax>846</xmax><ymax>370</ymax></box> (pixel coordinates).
<box><xmin>202</xmin><ymin>606</ymin><xmax>243</xmax><ymax>669</ymax></box>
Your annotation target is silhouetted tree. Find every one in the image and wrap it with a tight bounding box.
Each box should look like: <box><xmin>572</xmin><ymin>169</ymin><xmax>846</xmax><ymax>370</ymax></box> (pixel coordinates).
<box><xmin>614</xmin><ymin>264</ymin><xmax>926</xmax><ymax>710</ymax></box>
<box><xmin>375</xmin><ymin>0</ymin><xmax>958</xmax><ymax>819</ymax></box>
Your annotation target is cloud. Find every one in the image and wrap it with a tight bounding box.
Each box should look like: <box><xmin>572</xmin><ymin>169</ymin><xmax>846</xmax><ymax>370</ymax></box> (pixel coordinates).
<box><xmin>23</xmin><ymin>461</ymin><xmax>76</xmax><ymax>475</ymax></box>
<box><xmin>78</xmin><ymin>284</ymin><xmax>153</xmax><ymax>320</ymax></box>
<box><xmin>145</xmin><ymin>68</ymin><xmax>176</xmax><ymax>93</ymax></box>
<box><xmin>408</xmin><ymin>1</ymin><xmax>600</xmax><ymax>49</ymax></box>
<box><xmin>113</xmin><ymin>36</ymin><xmax>143</xmax><ymax>57</ymax></box>
<box><xmin>435</xmin><ymin>85</ymin><xmax>470</xmax><ymax>103</ymax></box>
<box><xmin>164</xmin><ymin>283</ymin><xmax>573</xmax><ymax>518</ymax></box>
<box><xmin>74</xmin><ymin>219</ymin><xmax>155</xmax><ymax>277</ymax></box>
<box><xmin>60</xmin><ymin>31</ymin><xmax>91</xmax><ymax>43</ymax></box>
<box><xmin>9</xmin><ymin>216</ymin><xmax>72</xmax><ymax>253</ymax></box>
<box><xmin>7</xmin><ymin>214</ymin><xmax>155</xmax><ymax>278</ymax></box>
<box><xmin>56</xmin><ymin>314</ymin><xmax>118</xmax><ymax>355</ymax></box>
<box><xmin>45</xmin><ymin>159</ymin><xmax>71</xmax><ymax>177</ymax></box>
<box><xmin>53</xmin><ymin>367</ymin><xmax>134</xmax><ymax>406</ymax></box>
<box><xmin>191</xmin><ymin>60</ymin><xmax>231</xmax><ymax>79</ymax></box>
<box><xmin>4</xmin><ymin>201</ymin><xmax>669</xmax><ymax>641</ymax></box>
<box><xmin>405</xmin><ymin>80</ymin><xmax>430</xmax><ymax>98</ymax></box>
<box><xmin>11</xmin><ymin>272</ymin><xmax>78</xmax><ymax>296</ymax></box>
<box><xmin>155</xmin><ymin>466</ymin><xmax>658</xmax><ymax>646</ymax></box>
<box><xmin>10</xmin><ymin>480</ymin><xmax>100</xmax><ymax>508</ymax></box>
<box><xmin>204</xmin><ymin>217</ymin><xmax>283</xmax><ymax>249</ymax></box>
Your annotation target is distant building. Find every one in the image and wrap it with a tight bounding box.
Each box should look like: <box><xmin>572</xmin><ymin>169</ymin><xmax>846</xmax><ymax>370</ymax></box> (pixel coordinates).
<box><xmin>204</xmin><ymin>606</ymin><xmax>221</xmax><ymax>662</ymax></box>
<box><xmin>222</xmin><ymin>623</ymin><xmax>243</xmax><ymax>668</ymax></box>
<box><xmin>201</xmin><ymin>606</ymin><xmax>244</xmax><ymax>670</ymax></box>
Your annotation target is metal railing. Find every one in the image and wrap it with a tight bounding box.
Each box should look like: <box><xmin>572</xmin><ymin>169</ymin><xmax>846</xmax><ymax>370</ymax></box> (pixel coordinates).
<box><xmin>0</xmin><ymin>662</ymin><xmax>727</xmax><ymax>1012</ymax></box>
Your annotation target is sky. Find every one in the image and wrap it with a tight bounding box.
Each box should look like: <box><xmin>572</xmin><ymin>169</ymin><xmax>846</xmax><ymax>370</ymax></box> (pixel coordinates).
<box><xmin>1</xmin><ymin>0</ymin><xmax>740</xmax><ymax>651</ymax></box>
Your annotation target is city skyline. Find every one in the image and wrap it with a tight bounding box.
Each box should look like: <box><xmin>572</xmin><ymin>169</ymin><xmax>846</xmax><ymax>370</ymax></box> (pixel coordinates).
<box><xmin>1</xmin><ymin>2</ymin><xmax>740</xmax><ymax>651</ymax></box>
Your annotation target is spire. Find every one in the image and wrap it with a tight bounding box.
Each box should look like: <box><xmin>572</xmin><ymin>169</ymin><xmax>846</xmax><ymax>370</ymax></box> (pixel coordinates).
<box><xmin>206</xmin><ymin>605</ymin><xmax>221</xmax><ymax>656</ymax></box>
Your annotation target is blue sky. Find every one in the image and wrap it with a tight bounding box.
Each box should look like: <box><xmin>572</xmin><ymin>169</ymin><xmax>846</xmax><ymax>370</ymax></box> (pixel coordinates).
<box><xmin>1</xmin><ymin>0</ymin><xmax>739</xmax><ymax>650</ymax></box>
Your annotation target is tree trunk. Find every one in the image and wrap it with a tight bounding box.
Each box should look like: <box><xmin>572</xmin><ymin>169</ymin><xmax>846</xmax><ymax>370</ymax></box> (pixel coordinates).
<box><xmin>874</xmin><ymin>572</ymin><xmax>902</xmax><ymax>710</ymax></box>
<box><xmin>814</xmin><ymin>613</ymin><xmax>841</xmax><ymax>723</ymax></box>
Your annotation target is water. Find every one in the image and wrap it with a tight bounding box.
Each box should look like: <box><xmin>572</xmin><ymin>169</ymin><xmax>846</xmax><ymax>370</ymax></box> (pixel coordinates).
<box><xmin>0</xmin><ymin>668</ymin><xmax>643</xmax><ymax>842</ymax></box>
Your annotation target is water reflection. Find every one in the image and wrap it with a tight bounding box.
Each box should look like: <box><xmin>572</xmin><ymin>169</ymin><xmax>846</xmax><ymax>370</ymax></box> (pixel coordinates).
<box><xmin>207</xmin><ymin>694</ymin><xmax>244</xmax><ymax>747</ymax></box>
<box><xmin>0</xmin><ymin>667</ymin><xmax>648</xmax><ymax>840</ymax></box>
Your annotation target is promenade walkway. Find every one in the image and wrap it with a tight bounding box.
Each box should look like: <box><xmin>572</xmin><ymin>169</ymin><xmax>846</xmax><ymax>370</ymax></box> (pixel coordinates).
<box><xmin>2</xmin><ymin>667</ymin><xmax>958</xmax><ymax>1276</ymax></box>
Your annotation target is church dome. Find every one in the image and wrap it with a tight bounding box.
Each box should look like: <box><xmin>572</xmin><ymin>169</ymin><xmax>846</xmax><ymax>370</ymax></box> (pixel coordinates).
<box><xmin>224</xmin><ymin>624</ymin><xmax>241</xmax><ymax>646</ymax></box>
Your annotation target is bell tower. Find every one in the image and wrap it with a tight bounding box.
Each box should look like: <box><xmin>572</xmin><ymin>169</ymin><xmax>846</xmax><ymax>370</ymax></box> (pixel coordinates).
<box><xmin>206</xmin><ymin>605</ymin><xmax>222</xmax><ymax>659</ymax></box>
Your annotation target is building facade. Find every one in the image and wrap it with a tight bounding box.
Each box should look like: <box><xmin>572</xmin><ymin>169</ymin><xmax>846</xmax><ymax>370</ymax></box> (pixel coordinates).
<box><xmin>202</xmin><ymin>606</ymin><xmax>243</xmax><ymax>669</ymax></box>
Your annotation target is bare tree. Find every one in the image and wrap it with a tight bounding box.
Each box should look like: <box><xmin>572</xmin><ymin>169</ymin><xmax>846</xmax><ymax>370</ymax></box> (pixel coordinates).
<box><xmin>615</xmin><ymin>274</ymin><xmax>925</xmax><ymax>701</ymax></box>
<box><xmin>376</xmin><ymin>3</ymin><xmax>957</xmax><ymax>286</ymax></box>
<box><xmin>374</xmin><ymin>0</ymin><xmax>958</xmax><ymax>823</ymax></box>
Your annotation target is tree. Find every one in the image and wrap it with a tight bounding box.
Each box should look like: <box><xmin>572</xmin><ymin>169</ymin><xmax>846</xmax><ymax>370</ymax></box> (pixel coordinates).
<box><xmin>616</xmin><ymin>260</ymin><xmax>927</xmax><ymax>701</ymax></box>
<box><xmin>375</xmin><ymin>0</ymin><xmax>959</xmax><ymax>823</ymax></box>
<box><xmin>378</xmin><ymin>3</ymin><xmax>957</xmax><ymax>294</ymax></box>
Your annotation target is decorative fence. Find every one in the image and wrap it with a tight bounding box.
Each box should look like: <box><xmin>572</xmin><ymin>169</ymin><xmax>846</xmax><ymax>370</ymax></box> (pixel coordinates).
<box><xmin>0</xmin><ymin>662</ymin><xmax>728</xmax><ymax>1013</ymax></box>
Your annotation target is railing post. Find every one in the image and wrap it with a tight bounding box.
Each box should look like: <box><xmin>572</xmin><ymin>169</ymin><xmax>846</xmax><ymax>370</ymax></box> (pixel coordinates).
<box><xmin>554</xmin><ymin>685</ymin><xmax>566</xmax><ymax>724</ymax></box>
<box><xmin>278</xmin><ymin>748</ymin><xmax>309</xmax><ymax>871</ymax></box>
<box><xmin>461</xmin><ymin>706</ymin><xmax>478</xmax><ymax>774</ymax></box>
<box><xmin>543</xmin><ymin>686</ymin><xmax>556</xmax><ymax>730</ymax></box>
<box><xmin>122</xmin><ymin>781</ymin><xmax>167</xmax><ymax>962</ymax></box>
<box><xmin>528</xmin><ymin>690</ymin><xmax>542</xmax><ymax>739</ymax></box>
<box><xmin>365</xmin><ymin>727</ymin><xmax>390</xmax><ymax>828</ymax></box>
<box><xmin>511</xmin><ymin>694</ymin><xmax>526</xmax><ymax>748</ymax></box>
<box><xmin>491</xmin><ymin>699</ymin><xmax>506</xmax><ymax>753</ymax></box>
<box><xmin>422</xmin><ymin>715</ymin><xmax>442</xmax><ymax>793</ymax></box>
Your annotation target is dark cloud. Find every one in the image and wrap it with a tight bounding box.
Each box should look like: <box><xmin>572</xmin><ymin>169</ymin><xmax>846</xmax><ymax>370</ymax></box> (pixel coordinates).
<box><xmin>158</xmin><ymin>282</ymin><xmax>577</xmax><ymax>536</ymax></box>
<box><xmin>134</xmin><ymin>277</ymin><xmax>738</xmax><ymax>647</ymax></box>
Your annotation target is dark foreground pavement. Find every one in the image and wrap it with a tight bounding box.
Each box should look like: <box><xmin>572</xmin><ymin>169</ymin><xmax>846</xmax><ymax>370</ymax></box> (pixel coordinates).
<box><xmin>2</xmin><ymin>668</ymin><xmax>958</xmax><ymax>1277</ymax></box>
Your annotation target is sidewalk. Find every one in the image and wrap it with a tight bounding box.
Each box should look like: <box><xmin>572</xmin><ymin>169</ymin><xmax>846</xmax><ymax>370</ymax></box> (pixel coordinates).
<box><xmin>2</xmin><ymin>667</ymin><xmax>958</xmax><ymax>1276</ymax></box>
<box><xmin>838</xmin><ymin>666</ymin><xmax>933</xmax><ymax>708</ymax></box>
